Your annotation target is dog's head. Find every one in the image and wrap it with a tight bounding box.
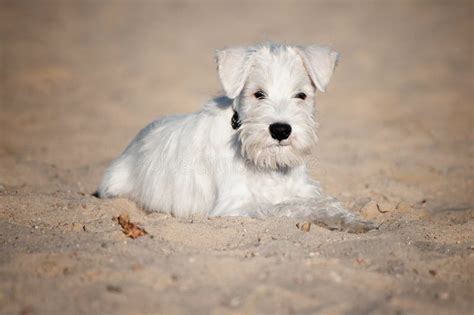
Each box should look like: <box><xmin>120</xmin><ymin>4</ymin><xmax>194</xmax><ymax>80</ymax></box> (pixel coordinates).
<box><xmin>216</xmin><ymin>43</ymin><xmax>339</xmax><ymax>170</ymax></box>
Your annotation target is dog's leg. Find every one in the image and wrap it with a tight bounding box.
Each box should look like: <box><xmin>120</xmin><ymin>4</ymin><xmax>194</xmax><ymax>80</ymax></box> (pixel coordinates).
<box><xmin>271</xmin><ymin>197</ymin><xmax>377</xmax><ymax>233</ymax></box>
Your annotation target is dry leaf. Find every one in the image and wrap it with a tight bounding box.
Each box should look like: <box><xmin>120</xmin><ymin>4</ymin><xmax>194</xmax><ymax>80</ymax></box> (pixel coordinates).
<box><xmin>117</xmin><ymin>213</ymin><xmax>147</xmax><ymax>239</ymax></box>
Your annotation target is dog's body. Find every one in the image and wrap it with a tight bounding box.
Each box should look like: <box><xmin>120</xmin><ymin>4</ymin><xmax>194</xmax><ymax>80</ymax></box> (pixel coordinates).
<box><xmin>98</xmin><ymin>96</ymin><xmax>320</xmax><ymax>217</ymax></box>
<box><xmin>97</xmin><ymin>43</ymin><xmax>376</xmax><ymax>232</ymax></box>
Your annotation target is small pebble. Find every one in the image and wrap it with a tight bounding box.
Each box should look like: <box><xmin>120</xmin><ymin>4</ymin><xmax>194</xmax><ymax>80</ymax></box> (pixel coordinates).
<box><xmin>230</xmin><ymin>297</ymin><xmax>241</xmax><ymax>308</ymax></box>
<box><xmin>360</xmin><ymin>201</ymin><xmax>380</xmax><ymax>219</ymax></box>
<box><xmin>106</xmin><ymin>285</ymin><xmax>122</xmax><ymax>293</ymax></box>
<box><xmin>396</xmin><ymin>201</ymin><xmax>412</xmax><ymax>212</ymax></box>
<box><xmin>436</xmin><ymin>291</ymin><xmax>449</xmax><ymax>300</ymax></box>
<box><xmin>71</xmin><ymin>222</ymin><xmax>84</xmax><ymax>232</ymax></box>
<box><xmin>378</xmin><ymin>202</ymin><xmax>395</xmax><ymax>213</ymax></box>
<box><xmin>329</xmin><ymin>271</ymin><xmax>342</xmax><ymax>283</ymax></box>
<box><xmin>296</xmin><ymin>222</ymin><xmax>311</xmax><ymax>232</ymax></box>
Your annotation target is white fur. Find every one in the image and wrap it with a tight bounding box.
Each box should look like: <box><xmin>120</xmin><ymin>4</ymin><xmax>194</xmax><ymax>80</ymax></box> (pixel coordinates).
<box><xmin>97</xmin><ymin>43</ymin><xmax>375</xmax><ymax>233</ymax></box>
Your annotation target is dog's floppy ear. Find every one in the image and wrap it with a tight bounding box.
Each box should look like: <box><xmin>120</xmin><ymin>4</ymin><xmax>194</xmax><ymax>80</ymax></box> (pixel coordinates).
<box><xmin>215</xmin><ymin>47</ymin><xmax>253</xmax><ymax>99</ymax></box>
<box><xmin>297</xmin><ymin>45</ymin><xmax>339</xmax><ymax>92</ymax></box>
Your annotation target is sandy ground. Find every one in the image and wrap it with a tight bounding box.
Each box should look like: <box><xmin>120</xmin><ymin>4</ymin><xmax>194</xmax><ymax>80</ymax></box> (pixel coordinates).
<box><xmin>0</xmin><ymin>1</ymin><xmax>473</xmax><ymax>314</ymax></box>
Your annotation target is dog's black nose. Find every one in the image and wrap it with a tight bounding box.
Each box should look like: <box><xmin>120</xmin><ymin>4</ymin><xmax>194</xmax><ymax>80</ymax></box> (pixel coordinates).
<box><xmin>269</xmin><ymin>123</ymin><xmax>292</xmax><ymax>141</ymax></box>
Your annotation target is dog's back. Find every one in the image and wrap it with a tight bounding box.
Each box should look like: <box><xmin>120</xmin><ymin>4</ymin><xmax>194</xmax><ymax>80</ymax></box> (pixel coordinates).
<box><xmin>97</xmin><ymin>98</ymin><xmax>234</xmax><ymax>216</ymax></box>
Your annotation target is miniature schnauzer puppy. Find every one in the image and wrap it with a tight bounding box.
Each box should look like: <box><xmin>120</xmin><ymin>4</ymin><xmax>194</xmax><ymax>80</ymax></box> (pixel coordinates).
<box><xmin>97</xmin><ymin>43</ymin><xmax>376</xmax><ymax>233</ymax></box>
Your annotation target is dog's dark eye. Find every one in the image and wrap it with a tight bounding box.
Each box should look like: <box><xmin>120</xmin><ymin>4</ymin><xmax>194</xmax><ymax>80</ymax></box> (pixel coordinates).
<box><xmin>295</xmin><ymin>92</ymin><xmax>307</xmax><ymax>100</ymax></box>
<box><xmin>254</xmin><ymin>90</ymin><xmax>266</xmax><ymax>100</ymax></box>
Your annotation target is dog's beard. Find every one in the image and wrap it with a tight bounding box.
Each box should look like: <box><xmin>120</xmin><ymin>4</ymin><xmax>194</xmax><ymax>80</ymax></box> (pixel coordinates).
<box><xmin>238</xmin><ymin>122</ymin><xmax>317</xmax><ymax>170</ymax></box>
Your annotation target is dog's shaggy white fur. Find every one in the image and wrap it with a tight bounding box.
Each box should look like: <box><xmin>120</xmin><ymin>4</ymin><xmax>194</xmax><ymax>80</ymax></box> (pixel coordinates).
<box><xmin>97</xmin><ymin>43</ymin><xmax>376</xmax><ymax>233</ymax></box>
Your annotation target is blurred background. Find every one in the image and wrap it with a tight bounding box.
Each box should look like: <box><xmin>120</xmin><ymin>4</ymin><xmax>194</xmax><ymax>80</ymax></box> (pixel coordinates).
<box><xmin>0</xmin><ymin>1</ymin><xmax>472</xmax><ymax>314</ymax></box>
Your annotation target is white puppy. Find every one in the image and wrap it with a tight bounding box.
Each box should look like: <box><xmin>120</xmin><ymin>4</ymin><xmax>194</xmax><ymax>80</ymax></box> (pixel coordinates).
<box><xmin>97</xmin><ymin>43</ymin><xmax>376</xmax><ymax>233</ymax></box>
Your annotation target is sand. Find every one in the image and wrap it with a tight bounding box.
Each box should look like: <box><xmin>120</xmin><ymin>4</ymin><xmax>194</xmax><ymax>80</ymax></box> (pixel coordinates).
<box><xmin>0</xmin><ymin>1</ymin><xmax>473</xmax><ymax>314</ymax></box>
